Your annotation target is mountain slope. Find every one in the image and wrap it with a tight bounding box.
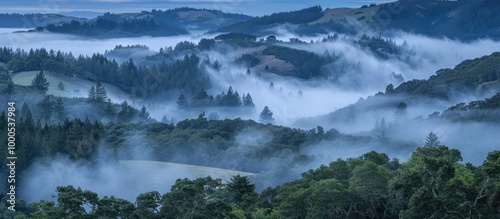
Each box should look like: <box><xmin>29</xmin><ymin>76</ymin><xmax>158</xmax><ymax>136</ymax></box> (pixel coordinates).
<box><xmin>29</xmin><ymin>8</ymin><xmax>252</xmax><ymax>37</ymax></box>
<box><xmin>216</xmin><ymin>0</ymin><xmax>500</xmax><ymax>40</ymax></box>
<box><xmin>0</xmin><ymin>13</ymin><xmax>87</xmax><ymax>28</ymax></box>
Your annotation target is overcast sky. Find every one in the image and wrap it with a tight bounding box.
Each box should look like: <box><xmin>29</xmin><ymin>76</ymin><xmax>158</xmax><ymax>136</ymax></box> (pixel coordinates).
<box><xmin>1</xmin><ymin>0</ymin><xmax>395</xmax><ymax>16</ymax></box>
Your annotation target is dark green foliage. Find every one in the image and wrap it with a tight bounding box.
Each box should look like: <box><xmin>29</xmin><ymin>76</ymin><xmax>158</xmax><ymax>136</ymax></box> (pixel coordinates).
<box><xmin>216</xmin><ymin>6</ymin><xmax>323</xmax><ymax>33</ymax></box>
<box><xmin>160</xmin><ymin>177</ymin><xmax>230</xmax><ymax>219</ymax></box>
<box><xmin>31</xmin><ymin>70</ymin><xmax>49</xmax><ymax>93</ymax></box>
<box><xmin>262</xmin><ymin>45</ymin><xmax>326</xmax><ymax>79</ymax></box>
<box><xmin>259</xmin><ymin>106</ymin><xmax>274</xmax><ymax>123</ymax></box>
<box><xmin>117</xmin><ymin>100</ymin><xmax>137</xmax><ymax>123</ymax></box>
<box><xmin>39</xmin><ymin>16</ymin><xmax>187</xmax><ymax>37</ymax></box>
<box><xmin>176</xmin><ymin>94</ymin><xmax>188</xmax><ymax>108</ymax></box>
<box><xmin>425</xmin><ymin>132</ymin><xmax>440</xmax><ymax>147</ymax></box>
<box><xmin>357</xmin><ymin>35</ymin><xmax>401</xmax><ymax>59</ymax></box>
<box><xmin>178</xmin><ymin>86</ymin><xmax>253</xmax><ymax>108</ymax></box>
<box><xmin>214</xmin><ymin>32</ymin><xmax>257</xmax><ymax>41</ymax></box>
<box><xmin>441</xmin><ymin>93</ymin><xmax>500</xmax><ymax>122</ymax></box>
<box><xmin>1</xmin><ymin>48</ymin><xmax>211</xmax><ymax>97</ymax></box>
<box><xmin>95</xmin><ymin>81</ymin><xmax>108</xmax><ymax>102</ymax></box>
<box><xmin>394</xmin><ymin>52</ymin><xmax>500</xmax><ymax>99</ymax></box>
<box><xmin>227</xmin><ymin>175</ymin><xmax>256</xmax><ymax>204</ymax></box>
<box><xmin>197</xmin><ymin>38</ymin><xmax>216</xmax><ymax>51</ymax></box>
<box><xmin>242</xmin><ymin>93</ymin><xmax>255</xmax><ymax>107</ymax></box>
<box><xmin>57</xmin><ymin>81</ymin><xmax>65</xmax><ymax>91</ymax></box>
<box><xmin>138</xmin><ymin>105</ymin><xmax>150</xmax><ymax>121</ymax></box>
<box><xmin>234</xmin><ymin>53</ymin><xmax>260</xmax><ymax>68</ymax></box>
<box><xmin>174</xmin><ymin>41</ymin><xmax>196</xmax><ymax>51</ymax></box>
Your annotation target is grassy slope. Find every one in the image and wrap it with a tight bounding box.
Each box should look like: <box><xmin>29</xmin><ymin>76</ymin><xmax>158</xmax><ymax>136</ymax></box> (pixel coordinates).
<box><xmin>11</xmin><ymin>71</ymin><xmax>131</xmax><ymax>102</ymax></box>
<box><xmin>119</xmin><ymin>160</ymin><xmax>255</xmax><ymax>183</ymax></box>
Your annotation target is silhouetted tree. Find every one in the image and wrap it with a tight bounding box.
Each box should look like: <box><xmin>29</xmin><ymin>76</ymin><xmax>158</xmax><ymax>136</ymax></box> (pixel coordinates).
<box><xmin>31</xmin><ymin>70</ymin><xmax>50</xmax><ymax>93</ymax></box>
<box><xmin>259</xmin><ymin>106</ymin><xmax>274</xmax><ymax>123</ymax></box>
<box><xmin>425</xmin><ymin>132</ymin><xmax>440</xmax><ymax>147</ymax></box>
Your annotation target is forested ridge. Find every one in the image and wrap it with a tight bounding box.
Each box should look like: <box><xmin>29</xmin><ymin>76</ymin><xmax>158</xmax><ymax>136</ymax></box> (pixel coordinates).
<box><xmin>2</xmin><ymin>146</ymin><xmax>499</xmax><ymax>219</ymax></box>
<box><xmin>0</xmin><ymin>47</ymin><xmax>210</xmax><ymax>97</ymax></box>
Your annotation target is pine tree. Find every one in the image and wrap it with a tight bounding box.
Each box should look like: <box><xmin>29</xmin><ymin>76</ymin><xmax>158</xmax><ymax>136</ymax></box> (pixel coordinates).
<box><xmin>243</xmin><ymin>93</ymin><xmax>255</xmax><ymax>107</ymax></box>
<box><xmin>57</xmin><ymin>81</ymin><xmax>65</xmax><ymax>91</ymax></box>
<box><xmin>88</xmin><ymin>85</ymin><xmax>96</xmax><ymax>101</ymax></box>
<box><xmin>138</xmin><ymin>105</ymin><xmax>150</xmax><ymax>121</ymax></box>
<box><xmin>4</xmin><ymin>78</ymin><xmax>14</xmax><ymax>94</ymax></box>
<box><xmin>227</xmin><ymin>175</ymin><xmax>256</xmax><ymax>204</ymax></box>
<box><xmin>53</xmin><ymin>97</ymin><xmax>66</xmax><ymax>122</ymax></box>
<box><xmin>425</xmin><ymin>132</ymin><xmax>440</xmax><ymax>147</ymax></box>
<box><xmin>259</xmin><ymin>106</ymin><xmax>274</xmax><ymax>123</ymax></box>
<box><xmin>31</xmin><ymin>70</ymin><xmax>50</xmax><ymax>93</ymax></box>
<box><xmin>177</xmin><ymin>94</ymin><xmax>188</xmax><ymax>107</ymax></box>
<box><xmin>37</xmin><ymin>95</ymin><xmax>53</xmax><ymax>121</ymax></box>
<box><xmin>104</xmin><ymin>98</ymin><xmax>116</xmax><ymax>116</ymax></box>
<box><xmin>95</xmin><ymin>81</ymin><xmax>108</xmax><ymax>102</ymax></box>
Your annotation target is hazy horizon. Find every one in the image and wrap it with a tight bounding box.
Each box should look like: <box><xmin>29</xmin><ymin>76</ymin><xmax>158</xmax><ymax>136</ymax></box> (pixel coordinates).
<box><xmin>1</xmin><ymin>0</ymin><xmax>395</xmax><ymax>16</ymax></box>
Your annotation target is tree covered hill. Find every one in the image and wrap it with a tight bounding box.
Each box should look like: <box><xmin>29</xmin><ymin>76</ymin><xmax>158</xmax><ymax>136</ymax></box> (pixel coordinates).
<box><xmin>0</xmin><ymin>13</ymin><xmax>87</xmax><ymax>28</ymax></box>
<box><xmin>3</xmin><ymin>146</ymin><xmax>499</xmax><ymax>218</ymax></box>
<box><xmin>25</xmin><ymin>8</ymin><xmax>252</xmax><ymax>37</ymax></box>
<box><xmin>215</xmin><ymin>0</ymin><xmax>500</xmax><ymax>40</ymax></box>
<box><xmin>297</xmin><ymin>51</ymin><xmax>500</xmax><ymax>127</ymax></box>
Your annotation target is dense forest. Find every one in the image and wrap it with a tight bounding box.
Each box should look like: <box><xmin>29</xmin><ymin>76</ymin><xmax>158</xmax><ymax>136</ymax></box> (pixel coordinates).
<box><xmin>214</xmin><ymin>6</ymin><xmax>323</xmax><ymax>33</ymax></box>
<box><xmin>1</xmin><ymin>2</ymin><xmax>500</xmax><ymax>218</ymax></box>
<box><xmin>0</xmin><ymin>47</ymin><xmax>210</xmax><ymax>97</ymax></box>
<box><xmin>2</xmin><ymin>146</ymin><xmax>499</xmax><ymax>219</ymax></box>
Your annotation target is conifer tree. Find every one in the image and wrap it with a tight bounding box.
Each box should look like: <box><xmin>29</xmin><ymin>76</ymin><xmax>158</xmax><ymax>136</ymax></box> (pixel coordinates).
<box><xmin>259</xmin><ymin>106</ymin><xmax>275</xmax><ymax>123</ymax></box>
<box><xmin>31</xmin><ymin>70</ymin><xmax>50</xmax><ymax>93</ymax></box>
<box><xmin>95</xmin><ymin>81</ymin><xmax>108</xmax><ymax>102</ymax></box>
<box><xmin>88</xmin><ymin>86</ymin><xmax>96</xmax><ymax>101</ymax></box>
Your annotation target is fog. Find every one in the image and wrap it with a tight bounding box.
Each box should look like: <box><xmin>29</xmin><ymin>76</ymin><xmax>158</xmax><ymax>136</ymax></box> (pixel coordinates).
<box><xmin>0</xmin><ymin>28</ymin><xmax>214</xmax><ymax>57</ymax></box>
<box><xmin>4</xmin><ymin>27</ymin><xmax>500</xmax><ymax>203</ymax></box>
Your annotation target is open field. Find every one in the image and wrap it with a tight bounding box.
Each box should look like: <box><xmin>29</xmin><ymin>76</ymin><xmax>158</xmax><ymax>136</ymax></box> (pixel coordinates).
<box><xmin>119</xmin><ymin>160</ymin><xmax>255</xmax><ymax>186</ymax></box>
<box><xmin>11</xmin><ymin>70</ymin><xmax>131</xmax><ymax>103</ymax></box>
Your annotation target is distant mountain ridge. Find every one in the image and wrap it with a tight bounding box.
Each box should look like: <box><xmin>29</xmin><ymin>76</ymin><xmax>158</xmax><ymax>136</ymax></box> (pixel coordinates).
<box><xmin>1</xmin><ymin>8</ymin><xmax>252</xmax><ymax>37</ymax></box>
<box><xmin>0</xmin><ymin>13</ymin><xmax>87</xmax><ymax>28</ymax></box>
<box><xmin>215</xmin><ymin>0</ymin><xmax>500</xmax><ymax>40</ymax></box>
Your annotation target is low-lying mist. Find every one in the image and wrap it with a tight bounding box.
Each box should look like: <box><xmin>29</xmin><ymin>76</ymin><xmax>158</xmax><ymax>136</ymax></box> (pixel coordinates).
<box><xmin>4</xmin><ymin>27</ymin><xmax>500</xmax><ymax>205</ymax></box>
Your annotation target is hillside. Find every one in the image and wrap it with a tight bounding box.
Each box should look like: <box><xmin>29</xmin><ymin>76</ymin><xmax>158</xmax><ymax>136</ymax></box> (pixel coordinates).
<box><xmin>119</xmin><ymin>160</ymin><xmax>255</xmax><ymax>184</ymax></box>
<box><xmin>216</xmin><ymin>0</ymin><xmax>500</xmax><ymax>40</ymax></box>
<box><xmin>296</xmin><ymin>52</ymin><xmax>500</xmax><ymax>128</ymax></box>
<box><xmin>0</xmin><ymin>13</ymin><xmax>87</xmax><ymax>28</ymax></box>
<box><xmin>11</xmin><ymin>70</ymin><xmax>131</xmax><ymax>103</ymax></box>
<box><xmin>30</xmin><ymin>8</ymin><xmax>252</xmax><ymax>37</ymax></box>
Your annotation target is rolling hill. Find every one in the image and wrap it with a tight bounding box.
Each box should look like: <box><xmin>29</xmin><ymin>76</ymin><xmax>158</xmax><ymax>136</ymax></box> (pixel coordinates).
<box><xmin>11</xmin><ymin>70</ymin><xmax>132</xmax><ymax>103</ymax></box>
<box><xmin>215</xmin><ymin>0</ymin><xmax>500</xmax><ymax>40</ymax></box>
<box><xmin>27</xmin><ymin>8</ymin><xmax>252</xmax><ymax>37</ymax></box>
<box><xmin>0</xmin><ymin>13</ymin><xmax>87</xmax><ymax>28</ymax></box>
<box><xmin>119</xmin><ymin>160</ymin><xmax>255</xmax><ymax>184</ymax></box>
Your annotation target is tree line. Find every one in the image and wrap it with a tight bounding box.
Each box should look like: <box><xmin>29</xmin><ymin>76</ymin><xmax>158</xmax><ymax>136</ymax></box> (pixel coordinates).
<box><xmin>4</xmin><ymin>145</ymin><xmax>499</xmax><ymax>219</ymax></box>
<box><xmin>177</xmin><ymin>86</ymin><xmax>255</xmax><ymax>108</ymax></box>
<box><xmin>0</xmin><ymin>47</ymin><xmax>211</xmax><ymax>97</ymax></box>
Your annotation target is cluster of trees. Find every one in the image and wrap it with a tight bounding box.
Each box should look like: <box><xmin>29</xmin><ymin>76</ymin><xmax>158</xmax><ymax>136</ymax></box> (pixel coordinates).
<box><xmin>356</xmin><ymin>35</ymin><xmax>401</xmax><ymax>60</ymax></box>
<box><xmin>441</xmin><ymin>92</ymin><xmax>500</xmax><ymax>122</ymax></box>
<box><xmin>177</xmin><ymin>86</ymin><xmax>255</xmax><ymax>108</ymax></box>
<box><xmin>87</xmin><ymin>81</ymin><xmax>108</xmax><ymax>103</ymax></box>
<box><xmin>0</xmin><ymin>111</ymin><xmax>104</xmax><ymax>176</ymax></box>
<box><xmin>8</xmin><ymin>145</ymin><xmax>499</xmax><ymax>218</ymax></box>
<box><xmin>36</xmin><ymin>16</ymin><xmax>186</xmax><ymax>36</ymax></box>
<box><xmin>216</xmin><ymin>6</ymin><xmax>323</xmax><ymax>33</ymax></box>
<box><xmin>214</xmin><ymin>32</ymin><xmax>257</xmax><ymax>42</ymax></box>
<box><xmin>262</xmin><ymin>45</ymin><xmax>331</xmax><ymax>79</ymax></box>
<box><xmin>234</xmin><ymin>53</ymin><xmax>260</xmax><ymax>68</ymax></box>
<box><xmin>0</xmin><ymin>47</ymin><xmax>211</xmax><ymax>97</ymax></box>
<box><xmin>393</xmin><ymin>52</ymin><xmax>500</xmax><ymax>99</ymax></box>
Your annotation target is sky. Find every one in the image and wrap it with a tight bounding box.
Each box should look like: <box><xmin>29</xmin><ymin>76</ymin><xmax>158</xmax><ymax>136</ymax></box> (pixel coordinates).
<box><xmin>0</xmin><ymin>0</ymin><xmax>395</xmax><ymax>16</ymax></box>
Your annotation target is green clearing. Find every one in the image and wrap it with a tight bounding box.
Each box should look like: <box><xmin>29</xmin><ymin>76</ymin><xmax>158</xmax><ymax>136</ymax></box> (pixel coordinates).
<box><xmin>11</xmin><ymin>71</ymin><xmax>131</xmax><ymax>102</ymax></box>
<box><xmin>119</xmin><ymin>160</ymin><xmax>255</xmax><ymax>184</ymax></box>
